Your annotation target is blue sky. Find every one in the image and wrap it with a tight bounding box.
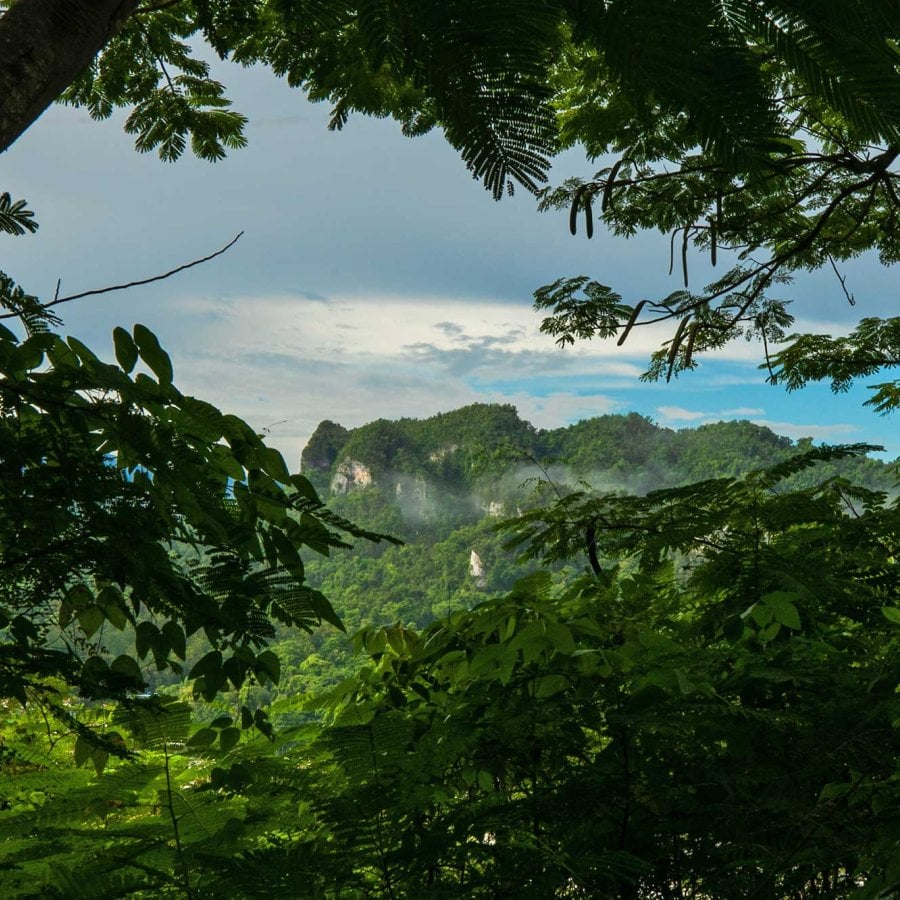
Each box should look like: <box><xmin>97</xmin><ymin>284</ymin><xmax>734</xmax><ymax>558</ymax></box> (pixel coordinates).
<box><xmin>2</xmin><ymin>58</ymin><xmax>897</xmax><ymax>465</ymax></box>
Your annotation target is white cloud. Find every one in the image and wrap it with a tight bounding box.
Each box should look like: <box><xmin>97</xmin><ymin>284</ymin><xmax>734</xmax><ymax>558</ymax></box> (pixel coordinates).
<box><xmin>133</xmin><ymin>291</ymin><xmax>874</xmax><ymax>465</ymax></box>
<box><xmin>748</xmin><ymin>419</ymin><xmax>858</xmax><ymax>441</ymax></box>
<box><xmin>657</xmin><ymin>404</ymin><xmax>768</xmax><ymax>423</ymax></box>
<box><xmin>157</xmin><ymin>293</ymin><xmax>631</xmax><ymax>463</ymax></box>
<box><xmin>656</xmin><ymin>405</ymin><xmax>707</xmax><ymax>422</ymax></box>
<box><xmin>504</xmin><ymin>392</ymin><xmax>620</xmax><ymax>429</ymax></box>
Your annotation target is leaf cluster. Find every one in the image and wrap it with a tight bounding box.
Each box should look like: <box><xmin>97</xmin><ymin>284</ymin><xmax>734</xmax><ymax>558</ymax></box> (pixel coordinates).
<box><xmin>0</xmin><ymin>282</ymin><xmax>389</xmax><ymax>729</ymax></box>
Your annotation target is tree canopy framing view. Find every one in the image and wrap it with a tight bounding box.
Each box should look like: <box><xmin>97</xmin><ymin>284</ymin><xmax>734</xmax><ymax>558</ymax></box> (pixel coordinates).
<box><xmin>0</xmin><ymin>2</ymin><xmax>898</xmax><ymax>897</ymax></box>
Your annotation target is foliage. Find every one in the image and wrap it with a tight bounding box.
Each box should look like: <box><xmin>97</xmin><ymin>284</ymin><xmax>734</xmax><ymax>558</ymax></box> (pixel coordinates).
<box><xmin>0</xmin><ymin>269</ymin><xmax>401</xmax><ymax>742</ymax></box>
<box><xmin>285</xmin><ymin>448</ymin><xmax>900</xmax><ymax>897</ymax></box>
<box><xmin>2</xmin><ymin>390</ymin><xmax>898</xmax><ymax>896</ymax></box>
<box><xmin>7</xmin><ymin>2</ymin><xmax>900</xmax><ymax>388</ymax></box>
<box><xmin>4</xmin><ymin>4</ymin><xmax>900</xmax><ymax>895</ymax></box>
<box><xmin>769</xmin><ymin>317</ymin><xmax>900</xmax><ymax>413</ymax></box>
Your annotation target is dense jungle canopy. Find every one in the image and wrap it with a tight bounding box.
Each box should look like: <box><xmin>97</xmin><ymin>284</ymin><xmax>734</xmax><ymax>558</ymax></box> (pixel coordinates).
<box><xmin>0</xmin><ymin>1</ymin><xmax>899</xmax><ymax>897</ymax></box>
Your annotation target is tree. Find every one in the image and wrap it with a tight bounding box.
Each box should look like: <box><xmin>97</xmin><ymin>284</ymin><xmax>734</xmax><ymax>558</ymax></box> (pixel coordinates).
<box><xmin>2</xmin><ymin>5</ymin><xmax>899</xmax><ymax>895</ymax></box>
<box><xmin>0</xmin><ymin>200</ymin><xmax>401</xmax><ymax>744</ymax></box>
<box><xmin>3</xmin><ymin>1</ymin><xmax>899</xmax><ymax>402</ymax></box>
<box><xmin>210</xmin><ymin>447</ymin><xmax>898</xmax><ymax>897</ymax></box>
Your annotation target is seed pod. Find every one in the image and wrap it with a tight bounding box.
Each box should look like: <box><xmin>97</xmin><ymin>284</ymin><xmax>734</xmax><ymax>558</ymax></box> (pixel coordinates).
<box><xmin>569</xmin><ymin>193</ymin><xmax>579</xmax><ymax>235</ymax></box>
<box><xmin>683</xmin><ymin>321</ymin><xmax>700</xmax><ymax>367</ymax></box>
<box><xmin>617</xmin><ymin>299</ymin><xmax>647</xmax><ymax>346</ymax></box>
<box><xmin>682</xmin><ymin>227</ymin><xmax>690</xmax><ymax>288</ymax></box>
<box><xmin>666</xmin><ymin>317</ymin><xmax>690</xmax><ymax>382</ymax></box>
<box><xmin>569</xmin><ymin>184</ymin><xmax>587</xmax><ymax>235</ymax></box>
<box><xmin>601</xmin><ymin>158</ymin><xmax>624</xmax><ymax>213</ymax></box>
<box><xmin>585</xmin><ymin>192</ymin><xmax>594</xmax><ymax>239</ymax></box>
<box><xmin>710</xmin><ymin>218</ymin><xmax>717</xmax><ymax>267</ymax></box>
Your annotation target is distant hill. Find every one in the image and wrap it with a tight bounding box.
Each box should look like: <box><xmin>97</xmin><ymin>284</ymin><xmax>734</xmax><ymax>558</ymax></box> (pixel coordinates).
<box><xmin>281</xmin><ymin>405</ymin><xmax>898</xmax><ymax>693</ymax></box>
<box><xmin>301</xmin><ymin>404</ymin><xmax>895</xmax><ymax>530</ymax></box>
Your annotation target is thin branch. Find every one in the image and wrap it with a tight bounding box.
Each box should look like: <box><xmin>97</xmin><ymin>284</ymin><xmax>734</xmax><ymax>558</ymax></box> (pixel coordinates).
<box><xmin>0</xmin><ymin>232</ymin><xmax>243</xmax><ymax>321</ymax></box>
<box><xmin>156</xmin><ymin>53</ymin><xmax>177</xmax><ymax>94</ymax></box>
<box><xmin>827</xmin><ymin>256</ymin><xmax>855</xmax><ymax>307</ymax></box>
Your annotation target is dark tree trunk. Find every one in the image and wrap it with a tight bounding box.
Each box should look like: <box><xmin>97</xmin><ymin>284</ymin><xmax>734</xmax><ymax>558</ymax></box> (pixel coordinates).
<box><xmin>0</xmin><ymin>0</ymin><xmax>140</xmax><ymax>154</ymax></box>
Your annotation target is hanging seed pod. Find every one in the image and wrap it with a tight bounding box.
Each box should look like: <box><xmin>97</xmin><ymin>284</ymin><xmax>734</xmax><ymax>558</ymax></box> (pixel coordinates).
<box><xmin>666</xmin><ymin>317</ymin><xmax>690</xmax><ymax>382</ymax></box>
<box><xmin>710</xmin><ymin>218</ymin><xmax>717</xmax><ymax>267</ymax></box>
<box><xmin>601</xmin><ymin>158</ymin><xmax>624</xmax><ymax>213</ymax></box>
<box><xmin>617</xmin><ymin>299</ymin><xmax>647</xmax><ymax>346</ymax></box>
<box><xmin>683</xmin><ymin>321</ymin><xmax>700</xmax><ymax>367</ymax></box>
<box><xmin>681</xmin><ymin>227</ymin><xmax>690</xmax><ymax>288</ymax></box>
<box><xmin>569</xmin><ymin>183</ymin><xmax>588</xmax><ymax>235</ymax></box>
<box><xmin>585</xmin><ymin>191</ymin><xmax>594</xmax><ymax>239</ymax></box>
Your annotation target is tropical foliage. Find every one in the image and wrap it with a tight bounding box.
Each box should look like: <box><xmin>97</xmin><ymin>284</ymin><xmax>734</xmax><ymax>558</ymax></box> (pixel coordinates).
<box><xmin>2</xmin><ymin>2</ymin><xmax>900</xmax><ymax>896</ymax></box>
<box><xmin>3</xmin><ymin>431</ymin><xmax>898</xmax><ymax>897</ymax></box>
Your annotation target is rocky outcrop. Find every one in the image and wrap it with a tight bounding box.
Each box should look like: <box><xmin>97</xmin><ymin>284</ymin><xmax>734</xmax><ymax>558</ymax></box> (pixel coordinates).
<box><xmin>428</xmin><ymin>444</ymin><xmax>458</xmax><ymax>462</ymax></box>
<box><xmin>469</xmin><ymin>549</ymin><xmax>486</xmax><ymax>589</ymax></box>
<box><xmin>331</xmin><ymin>459</ymin><xmax>373</xmax><ymax>494</ymax></box>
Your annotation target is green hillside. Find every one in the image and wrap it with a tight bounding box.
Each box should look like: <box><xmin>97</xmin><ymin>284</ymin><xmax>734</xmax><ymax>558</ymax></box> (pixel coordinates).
<box><xmin>283</xmin><ymin>406</ymin><xmax>899</xmax><ymax>695</ymax></box>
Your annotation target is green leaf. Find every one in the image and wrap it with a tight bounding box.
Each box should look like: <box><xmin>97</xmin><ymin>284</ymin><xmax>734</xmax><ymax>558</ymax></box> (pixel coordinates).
<box><xmin>135</xmin><ymin>621</ymin><xmax>160</xmax><ymax>660</ymax></box>
<box><xmin>73</xmin><ymin>735</ymin><xmax>93</xmax><ymax>768</ymax></box>
<box><xmin>110</xmin><ymin>655</ymin><xmax>144</xmax><ymax>686</ymax></box>
<box><xmin>162</xmin><ymin>621</ymin><xmax>186</xmax><ymax>659</ymax></box>
<box><xmin>255</xmin><ymin>649</ymin><xmax>281</xmax><ymax>685</ymax></box>
<box><xmin>77</xmin><ymin>605</ymin><xmax>104</xmax><ymax>638</ymax></box>
<box><xmin>190</xmin><ymin>649</ymin><xmax>223</xmax><ymax>680</ymax></box>
<box><xmin>767</xmin><ymin>593</ymin><xmax>802</xmax><ymax>630</ymax></box>
<box><xmin>113</xmin><ymin>326</ymin><xmax>138</xmax><ymax>372</ymax></box>
<box><xmin>750</xmin><ymin>603</ymin><xmax>773</xmax><ymax>627</ymax></box>
<box><xmin>219</xmin><ymin>726</ymin><xmax>241</xmax><ymax>752</ymax></box>
<box><xmin>187</xmin><ymin>727</ymin><xmax>217</xmax><ymax>748</ymax></box>
<box><xmin>881</xmin><ymin>606</ymin><xmax>900</xmax><ymax>625</ymax></box>
<box><xmin>98</xmin><ymin>586</ymin><xmax>128</xmax><ymax>630</ymax></box>
<box><xmin>133</xmin><ymin>323</ymin><xmax>173</xmax><ymax>384</ymax></box>
<box><xmin>532</xmin><ymin>674</ymin><xmax>568</xmax><ymax>698</ymax></box>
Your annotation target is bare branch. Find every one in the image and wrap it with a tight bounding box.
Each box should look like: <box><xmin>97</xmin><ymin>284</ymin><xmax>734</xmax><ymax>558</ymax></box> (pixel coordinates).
<box><xmin>827</xmin><ymin>256</ymin><xmax>856</xmax><ymax>307</ymax></box>
<box><xmin>0</xmin><ymin>232</ymin><xmax>244</xmax><ymax>321</ymax></box>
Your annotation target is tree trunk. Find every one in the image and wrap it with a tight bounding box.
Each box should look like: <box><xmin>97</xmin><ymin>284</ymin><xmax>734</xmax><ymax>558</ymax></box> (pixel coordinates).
<box><xmin>0</xmin><ymin>0</ymin><xmax>140</xmax><ymax>154</ymax></box>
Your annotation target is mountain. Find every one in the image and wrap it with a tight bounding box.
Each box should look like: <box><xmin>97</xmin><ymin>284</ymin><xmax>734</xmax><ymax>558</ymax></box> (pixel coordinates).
<box><xmin>302</xmin><ymin>404</ymin><xmax>894</xmax><ymax>526</ymax></box>
<box><xmin>267</xmin><ymin>405</ymin><xmax>900</xmax><ymax>696</ymax></box>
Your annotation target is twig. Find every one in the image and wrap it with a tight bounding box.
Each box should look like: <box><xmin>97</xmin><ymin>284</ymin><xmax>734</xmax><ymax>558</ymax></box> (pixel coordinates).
<box><xmin>0</xmin><ymin>232</ymin><xmax>243</xmax><ymax>321</ymax></box>
<box><xmin>827</xmin><ymin>255</ymin><xmax>855</xmax><ymax>306</ymax></box>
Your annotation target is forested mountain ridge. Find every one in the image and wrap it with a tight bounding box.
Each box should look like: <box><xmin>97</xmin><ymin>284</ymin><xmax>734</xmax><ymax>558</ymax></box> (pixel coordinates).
<box><xmin>282</xmin><ymin>405</ymin><xmax>898</xmax><ymax>694</ymax></box>
<box><xmin>302</xmin><ymin>404</ymin><xmax>896</xmax><ymax>529</ymax></box>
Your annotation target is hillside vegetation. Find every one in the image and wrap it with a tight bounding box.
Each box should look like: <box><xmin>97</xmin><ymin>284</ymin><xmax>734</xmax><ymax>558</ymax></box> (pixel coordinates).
<box><xmin>271</xmin><ymin>405</ymin><xmax>897</xmax><ymax>696</ymax></box>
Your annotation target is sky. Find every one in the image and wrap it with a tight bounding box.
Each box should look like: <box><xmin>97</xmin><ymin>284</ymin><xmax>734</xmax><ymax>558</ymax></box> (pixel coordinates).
<box><xmin>2</xmin><ymin>56</ymin><xmax>898</xmax><ymax>466</ymax></box>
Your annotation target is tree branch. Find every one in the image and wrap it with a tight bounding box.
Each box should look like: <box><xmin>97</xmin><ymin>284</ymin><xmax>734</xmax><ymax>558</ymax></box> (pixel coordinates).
<box><xmin>0</xmin><ymin>231</ymin><xmax>243</xmax><ymax>320</ymax></box>
<box><xmin>0</xmin><ymin>0</ymin><xmax>141</xmax><ymax>154</ymax></box>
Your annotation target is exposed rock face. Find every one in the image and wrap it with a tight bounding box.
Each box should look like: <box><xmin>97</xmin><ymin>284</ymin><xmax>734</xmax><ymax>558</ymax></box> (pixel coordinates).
<box><xmin>331</xmin><ymin>459</ymin><xmax>373</xmax><ymax>494</ymax></box>
<box><xmin>487</xmin><ymin>500</ymin><xmax>504</xmax><ymax>518</ymax></box>
<box><xmin>428</xmin><ymin>444</ymin><xmax>458</xmax><ymax>462</ymax></box>
<box><xmin>469</xmin><ymin>549</ymin><xmax>486</xmax><ymax>589</ymax></box>
<box><xmin>394</xmin><ymin>473</ymin><xmax>431</xmax><ymax>521</ymax></box>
